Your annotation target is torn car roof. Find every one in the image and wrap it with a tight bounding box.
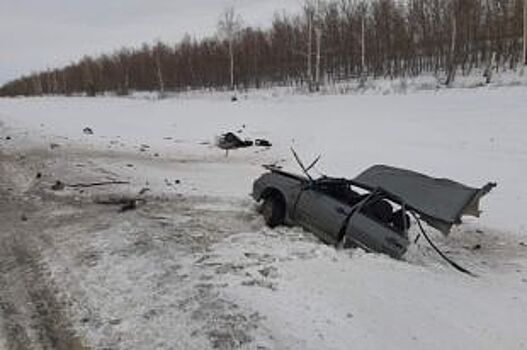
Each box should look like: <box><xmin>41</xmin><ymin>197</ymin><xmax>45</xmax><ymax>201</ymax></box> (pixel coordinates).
<box><xmin>353</xmin><ymin>165</ymin><xmax>496</xmax><ymax>235</ymax></box>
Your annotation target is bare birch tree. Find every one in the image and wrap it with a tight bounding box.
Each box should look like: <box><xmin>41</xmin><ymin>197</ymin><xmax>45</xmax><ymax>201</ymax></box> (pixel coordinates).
<box><xmin>304</xmin><ymin>2</ymin><xmax>315</xmax><ymax>89</ymax></box>
<box><xmin>446</xmin><ymin>0</ymin><xmax>458</xmax><ymax>86</ymax></box>
<box><xmin>218</xmin><ymin>7</ymin><xmax>243</xmax><ymax>90</ymax></box>
<box><xmin>153</xmin><ymin>42</ymin><xmax>165</xmax><ymax>97</ymax></box>
<box><xmin>304</xmin><ymin>0</ymin><xmax>324</xmax><ymax>91</ymax></box>
<box><xmin>314</xmin><ymin>0</ymin><xmax>324</xmax><ymax>91</ymax></box>
<box><xmin>524</xmin><ymin>0</ymin><xmax>527</xmax><ymax>65</ymax></box>
<box><xmin>360</xmin><ymin>1</ymin><xmax>367</xmax><ymax>77</ymax></box>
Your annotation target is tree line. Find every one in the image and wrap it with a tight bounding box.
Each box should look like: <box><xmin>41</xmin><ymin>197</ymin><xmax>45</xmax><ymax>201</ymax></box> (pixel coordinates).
<box><xmin>1</xmin><ymin>0</ymin><xmax>526</xmax><ymax>97</ymax></box>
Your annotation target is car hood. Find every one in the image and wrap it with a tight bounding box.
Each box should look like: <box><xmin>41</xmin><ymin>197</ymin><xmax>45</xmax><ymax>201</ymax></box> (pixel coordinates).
<box><xmin>353</xmin><ymin>165</ymin><xmax>496</xmax><ymax>235</ymax></box>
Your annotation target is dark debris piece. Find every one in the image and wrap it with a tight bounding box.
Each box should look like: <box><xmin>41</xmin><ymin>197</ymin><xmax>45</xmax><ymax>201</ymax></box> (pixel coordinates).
<box><xmin>138</xmin><ymin>187</ymin><xmax>150</xmax><ymax>195</ymax></box>
<box><xmin>217</xmin><ymin>132</ymin><xmax>253</xmax><ymax>150</ymax></box>
<box><xmin>119</xmin><ymin>199</ymin><xmax>144</xmax><ymax>212</ymax></box>
<box><xmin>51</xmin><ymin>180</ymin><xmax>65</xmax><ymax>191</ymax></box>
<box><xmin>255</xmin><ymin>139</ymin><xmax>272</xmax><ymax>147</ymax></box>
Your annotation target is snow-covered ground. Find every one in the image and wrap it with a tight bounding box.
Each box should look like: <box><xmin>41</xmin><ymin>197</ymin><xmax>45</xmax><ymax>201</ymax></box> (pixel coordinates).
<box><xmin>2</xmin><ymin>85</ymin><xmax>527</xmax><ymax>232</ymax></box>
<box><xmin>1</xmin><ymin>86</ymin><xmax>527</xmax><ymax>349</ymax></box>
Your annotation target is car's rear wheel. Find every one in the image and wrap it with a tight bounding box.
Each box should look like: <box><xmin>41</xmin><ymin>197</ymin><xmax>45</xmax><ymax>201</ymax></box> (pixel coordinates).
<box><xmin>261</xmin><ymin>194</ymin><xmax>285</xmax><ymax>228</ymax></box>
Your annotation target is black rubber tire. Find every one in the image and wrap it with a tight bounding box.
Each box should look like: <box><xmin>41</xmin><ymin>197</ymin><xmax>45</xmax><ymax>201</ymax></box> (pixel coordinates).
<box><xmin>261</xmin><ymin>195</ymin><xmax>285</xmax><ymax>228</ymax></box>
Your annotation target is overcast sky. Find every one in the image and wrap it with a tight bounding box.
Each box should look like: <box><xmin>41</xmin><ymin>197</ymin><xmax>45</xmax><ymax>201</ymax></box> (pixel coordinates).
<box><xmin>0</xmin><ymin>0</ymin><xmax>301</xmax><ymax>86</ymax></box>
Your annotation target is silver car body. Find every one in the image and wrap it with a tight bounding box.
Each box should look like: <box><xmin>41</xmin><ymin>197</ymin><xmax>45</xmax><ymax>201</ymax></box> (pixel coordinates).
<box><xmin>252</xmin><ymin>165</ymin><xmax>495</xmax><ymax>259</ymax></box>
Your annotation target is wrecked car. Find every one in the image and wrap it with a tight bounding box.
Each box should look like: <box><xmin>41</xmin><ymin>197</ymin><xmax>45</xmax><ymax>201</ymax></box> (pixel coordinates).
<box><xmin>252</xmin><ymin>164</ymin><xmax>495</xmax><ymax>259</ymax></box>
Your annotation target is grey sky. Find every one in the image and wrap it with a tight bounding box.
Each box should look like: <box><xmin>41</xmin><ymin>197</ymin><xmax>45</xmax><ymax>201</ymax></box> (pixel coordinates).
<box><xmin>0</xmin><ymin>0</ymin><xmax>301</xmax><ymax>85</ymax></box>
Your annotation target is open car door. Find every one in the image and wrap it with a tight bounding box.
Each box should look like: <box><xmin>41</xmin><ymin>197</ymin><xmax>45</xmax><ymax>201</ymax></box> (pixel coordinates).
<box><xmin>344</xmin><ymin>210</ymin><xmax>410</xmax><ymax>259</ymax></box>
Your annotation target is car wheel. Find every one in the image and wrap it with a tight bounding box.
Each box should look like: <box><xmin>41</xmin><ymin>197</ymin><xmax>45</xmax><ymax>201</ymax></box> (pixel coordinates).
<box><xmin>261</xmin><ymin>195</ymin><xmax>285</xmax><ymax>228</ymax></box>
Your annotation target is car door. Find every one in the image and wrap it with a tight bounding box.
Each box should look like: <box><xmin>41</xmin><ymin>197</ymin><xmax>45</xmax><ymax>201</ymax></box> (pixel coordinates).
<box><xmin>293</xmin><ymin>189</ymin><xmax>350</xmax><ymax>245</ymax></box>
<box><xmin>344</xmin><ymin>211</ymin><xmax>409</xmax><ymax>258</ymax></box>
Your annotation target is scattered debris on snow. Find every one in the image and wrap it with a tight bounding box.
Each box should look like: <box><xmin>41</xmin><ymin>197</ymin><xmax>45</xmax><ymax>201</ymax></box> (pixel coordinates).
<box><xmin>51</xmin><ymin>179</ymin><xmax>130</xmax><ymax>191</ymax></box>
<box><xmin>217</xmin><ymin>132</ymin><xmax>253</xmax><ymax>150</ymax></box>
<box><xmin>51</xmin><ymin>180</ymin><xmax>66</xmax><ymax>191</ymax></box>
<box><xmin>217</xmin><ymin>132</ymin><xmax>272</xmax><ymax>151</ymax></box>
<box><xmin>255</xmin><ymin>139</ymin><xmax>272</xmax><ymax>147</ymax></box>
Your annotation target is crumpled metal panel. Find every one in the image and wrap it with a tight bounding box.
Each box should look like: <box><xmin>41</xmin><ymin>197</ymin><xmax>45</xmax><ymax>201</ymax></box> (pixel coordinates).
<box><xmin>354</xmin><ymin>165</ymin><xmax>496</xmax><ymax>235</ymax></box>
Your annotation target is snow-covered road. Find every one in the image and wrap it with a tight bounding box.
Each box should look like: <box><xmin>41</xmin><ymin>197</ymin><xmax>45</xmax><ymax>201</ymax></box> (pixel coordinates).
<box><xmin>1</xmin><ymin>87</ymin><xmax>527</xmax><ymax>349</ymax></box>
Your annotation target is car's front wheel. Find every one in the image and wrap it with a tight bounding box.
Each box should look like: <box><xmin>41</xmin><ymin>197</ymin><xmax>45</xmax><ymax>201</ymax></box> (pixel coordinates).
<box><xmin>261</xmin><ymin>195</ymin><xmax>285</xmax><ymax>228</ymax></box>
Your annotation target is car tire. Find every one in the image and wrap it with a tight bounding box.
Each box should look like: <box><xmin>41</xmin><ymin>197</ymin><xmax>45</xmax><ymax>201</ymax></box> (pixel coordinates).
<box><xmin>261</xmin><ymin>195</ymin><xmax>285</xmax><ymax>228</ymax></box>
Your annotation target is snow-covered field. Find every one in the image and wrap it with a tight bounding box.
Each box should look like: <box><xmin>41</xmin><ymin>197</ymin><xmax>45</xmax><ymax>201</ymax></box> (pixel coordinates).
<box><xmin>1</xmin><ymin>86</ymin><xmax>527</xmax><ymax>349</ymax></box>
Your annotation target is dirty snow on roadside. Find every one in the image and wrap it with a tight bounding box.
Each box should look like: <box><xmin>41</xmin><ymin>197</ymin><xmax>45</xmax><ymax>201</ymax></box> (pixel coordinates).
<box><xmin>1</xmin><ymin>86</ymin><xmax>527</xmax><ymax>349</ymax></box>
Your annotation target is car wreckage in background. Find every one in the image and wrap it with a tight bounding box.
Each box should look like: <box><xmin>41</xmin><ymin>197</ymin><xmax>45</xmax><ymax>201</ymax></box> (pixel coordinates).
<box><xmin>252</xmin><ymin>163</ymin><xmax>496</xmax><ymax>269</ymax></box>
